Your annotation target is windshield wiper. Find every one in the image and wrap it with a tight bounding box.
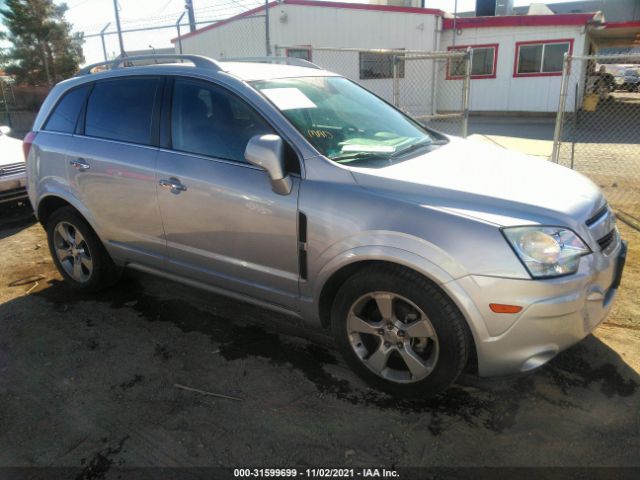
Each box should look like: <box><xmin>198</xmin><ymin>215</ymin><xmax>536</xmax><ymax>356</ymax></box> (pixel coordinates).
<box><xmin>390</xmin><ymin>138</ymin><xmax>445</xmax><ymax>158</ymax></box>
<box><xmin>331</xmin><ymin>152</ymin><xmax>392</xmax><ymax>163</ymax></box>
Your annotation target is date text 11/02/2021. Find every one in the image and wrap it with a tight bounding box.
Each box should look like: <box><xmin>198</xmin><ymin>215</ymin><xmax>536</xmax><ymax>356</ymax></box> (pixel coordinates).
<box><xmin>233</xmin><ymin>468</ymin><xmax>400</xmax><ymax>477</ymax></box>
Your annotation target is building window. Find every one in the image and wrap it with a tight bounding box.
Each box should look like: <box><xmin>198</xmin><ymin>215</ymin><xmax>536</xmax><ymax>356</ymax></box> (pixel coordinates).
<box><xmin>447</xmin><ymin>44</ymin><xmax>498</xmax><ymax>79</ymax></box>
<box><xmin>514</xmin><ymin>39</ymin><xmax>573</xmax><ymax>77</ymax></box>
<box><xmin>359</xmin><ymin>51</ymin><xmax>405</xmax><ymax>80</ymax></box>
<box><xmin>286</xmin><ymin>47</ymin><xmax>312</xmax><ymax>62</ymax></box>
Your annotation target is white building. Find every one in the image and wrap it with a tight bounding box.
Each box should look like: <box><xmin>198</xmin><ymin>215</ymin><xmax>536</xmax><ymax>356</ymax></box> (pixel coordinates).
<box><xmin>438</xmin><ymin>14</ymin><xmax>593</xmax><ymax>112</ymax></box>
<box><xmin>172</xmin><ymin>0</ymin><xmax>636</xmax><ymax>115</ymax></box>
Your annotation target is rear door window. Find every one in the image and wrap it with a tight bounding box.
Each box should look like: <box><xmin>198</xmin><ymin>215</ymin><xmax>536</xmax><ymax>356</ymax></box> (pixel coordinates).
<box><xmin>85</xmin><ymin>77</ymin><xmax>160</xmax><ymax>145</ymax></box>
<box><xmin>44</xmin><ymin>85</ymin><xmax>90</xmax><ymax>133</ymax></box>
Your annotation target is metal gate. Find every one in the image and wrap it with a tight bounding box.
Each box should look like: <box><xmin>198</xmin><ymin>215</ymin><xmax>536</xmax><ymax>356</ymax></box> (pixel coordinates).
<box><xmin>274</xmin><ymin>46</ymin><xmax>471</xmax><ymax>137</ymax></box>
<box><xmin>552</xmin><ymin>53</ymin><xmax>640</xmax><ymax>218</ymax></box>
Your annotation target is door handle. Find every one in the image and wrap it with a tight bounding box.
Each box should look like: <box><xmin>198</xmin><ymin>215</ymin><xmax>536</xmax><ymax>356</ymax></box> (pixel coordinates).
<box><xmin>159</xmin><ymin>178</ymin><xmax>187</xmax><ymax>193</ymax></box>
<box><xmin>69</xmin><ymin>158</ymin><xmax>90</xmax><ymax>171</ymax></box>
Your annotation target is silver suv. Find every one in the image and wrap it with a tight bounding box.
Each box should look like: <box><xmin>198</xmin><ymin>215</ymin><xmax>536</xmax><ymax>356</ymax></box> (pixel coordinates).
<box><xmin>26</xmin><ymin>55</ymin><xmax>627</xmax><ymax>397</ymax></box>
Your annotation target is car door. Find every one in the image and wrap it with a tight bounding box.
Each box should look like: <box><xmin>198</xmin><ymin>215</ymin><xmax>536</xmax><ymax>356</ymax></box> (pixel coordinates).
<box><xmin>68</xmin><ymin>76</ymin><xmax>166</xmax><ymax>265</ymax></box>
<box><xmin>156</xmin><ymin>77</ymin><xmax>301</xmax><ymax>309</ymax></box>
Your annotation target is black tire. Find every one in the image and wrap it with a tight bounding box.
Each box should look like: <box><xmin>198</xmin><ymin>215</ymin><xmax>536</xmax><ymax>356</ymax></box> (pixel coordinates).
<box><xmin>331</xmin><ymin>265</ymin><xmax>471</xmax><ymax>398</ymax></box>
<box><xmin>46</xmin><ymin>206</ymin><xmax>121</xmax><ymax>291</ymax></box>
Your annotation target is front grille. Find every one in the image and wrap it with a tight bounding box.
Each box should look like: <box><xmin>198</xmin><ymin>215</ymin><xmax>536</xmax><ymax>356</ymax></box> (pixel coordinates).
<box><xmin>586</xmin><ymin>204</ymin><xmax>609</xmax><ymax>226</ymax></box>
<box><xmin>0</xmin><ymin>162</ymin><xmax>26</xmax><ymax>177</ymax></box>
<box><xmin>597</xmin><ymin>229</ymin><xmax>615</xmax><ymax>251</ymax></box>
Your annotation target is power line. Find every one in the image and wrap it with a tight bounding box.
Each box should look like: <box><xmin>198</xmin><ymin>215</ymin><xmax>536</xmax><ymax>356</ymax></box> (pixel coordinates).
<box><xmin>67</xmin><ymin>0</ymin><xmax>95</xmax><ymax>9</ymax></box>
<box><xmin>154</xmin><ymin>0</ymin><xmax>177</xmax><ymax>15</ymax></box>
<box><xmin>81</xmin><ymin>19</ymin><xmax>221</xmax><ymax>39</ymax></box>
<box><xmin>82</xmin><ymin>8</ymin><xmax>267</xmax><ymax>40</ymax></box>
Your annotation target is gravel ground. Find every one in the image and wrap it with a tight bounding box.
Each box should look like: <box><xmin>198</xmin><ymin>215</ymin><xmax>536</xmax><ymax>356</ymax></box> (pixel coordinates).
<box><xmin>0</xmin><ymin>203</ymin><xmax>638</xmax><ymax>476</ymax></box>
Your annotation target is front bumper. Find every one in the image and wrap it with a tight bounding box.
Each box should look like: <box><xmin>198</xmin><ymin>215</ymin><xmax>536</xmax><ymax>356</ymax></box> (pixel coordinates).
<box><xmin>447</xmin><ymin>238</ymin><xmax>627</xmax><ymax>377</ymax></box>
<box><xmin>0</xmin><ymin>174</ymin><xmax>28</xmax><ymax>205</ymax></box>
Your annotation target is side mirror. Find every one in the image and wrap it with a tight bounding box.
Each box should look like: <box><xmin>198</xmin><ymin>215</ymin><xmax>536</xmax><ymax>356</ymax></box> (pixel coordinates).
<box><xmin>244</xmin><ymin>134</ymin><xmax>292</xmax><ymax>195</ymax></box>
<box><xmin>0</xmin><ymin>126</ymin><xmax>11</xmax><ymax>136</ymax></box>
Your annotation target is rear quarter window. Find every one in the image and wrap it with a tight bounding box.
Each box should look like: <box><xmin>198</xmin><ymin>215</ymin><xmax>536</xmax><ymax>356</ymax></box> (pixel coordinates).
<box><xmin>44</xmin><ymin>85</ymin><xmax>90</xmax><ymax>133</ymax></box>
<box><xmin>85</xmin><ymin>77</ymin><xmax>160</xmax><ymax>145</ymax></box>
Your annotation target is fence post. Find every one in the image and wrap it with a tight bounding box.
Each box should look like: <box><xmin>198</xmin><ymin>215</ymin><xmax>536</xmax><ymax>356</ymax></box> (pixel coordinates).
<box><xmin>175</xmin><ymin>11</ymin><xmax>186</xmax><ymax>56</ymax></box>
<box><xmin>430</xmin><ymin>54</ymin><xmax>438</xmax><ymax>117</ymax></box>
<box><xmin>461</xmin><ymin>47</ymin><xmax>472</xmax><ymax>138</ymax></box>
<box><xmin>0</xmin><ymin>81</ymin><xmax>11</xmax><ymax>128</ymax></box>
<box><xmin>392</xmin><ymin>54</ymin><xmax>401</xmax><ymax>107</ymax></box>
<box><xmin>552</xmin><ymin>52</ymin><xmax>571</xmax><ymax>163</ymax></box>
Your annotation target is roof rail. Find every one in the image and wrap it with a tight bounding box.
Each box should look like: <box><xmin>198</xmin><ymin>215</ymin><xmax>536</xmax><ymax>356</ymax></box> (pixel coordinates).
<box><xmin>76</xmin><ymin>54</ymin><xmax>223</xmax><ymax>76</ymax></box>
<box><xmin>222</xmin><ymin>56</ymin><xmax>322</xmax><ymax>70</ymax></box>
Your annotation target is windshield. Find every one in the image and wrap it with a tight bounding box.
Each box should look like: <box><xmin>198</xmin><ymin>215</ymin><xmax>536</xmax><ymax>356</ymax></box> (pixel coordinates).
<box><xmin>251</xmin><ymin>76</ymin><xmax>442</xmax><ymax>166</ymax></box>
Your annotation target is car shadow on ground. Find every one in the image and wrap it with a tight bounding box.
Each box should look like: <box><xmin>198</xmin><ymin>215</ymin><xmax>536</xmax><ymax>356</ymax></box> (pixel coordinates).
<box><xmin>0</xmin><ymin>203</ymin><xmax>36</xmax><ymax>240</ymax></box>
<box><xmin>1</xmin><ymin>272</ymin><xmax>635</xmax><ymax>440</ymax></box>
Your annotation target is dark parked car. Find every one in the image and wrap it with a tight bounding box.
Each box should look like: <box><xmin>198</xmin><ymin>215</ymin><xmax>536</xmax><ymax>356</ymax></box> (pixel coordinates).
<box><xmin>617</xmin><ymin>68</ymin><xmax>640</xmax><ymax>92</ymax></box>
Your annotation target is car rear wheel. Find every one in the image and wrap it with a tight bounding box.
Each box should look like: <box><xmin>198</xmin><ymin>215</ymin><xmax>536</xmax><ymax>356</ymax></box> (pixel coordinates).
<box><xmin>331</xmin><ymin>265</ymin><xmax>471</xmax><ymax>397</ymax></box>
<box><xmin>46</xmin><ymin>207</ymin><xmax>121</xmax><ymax>291</ymax></box>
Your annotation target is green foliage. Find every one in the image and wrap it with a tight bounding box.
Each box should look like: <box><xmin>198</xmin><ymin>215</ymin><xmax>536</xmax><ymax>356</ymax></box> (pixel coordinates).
<box><xmin>0</xmin><ymin>0</ymin><xmax>84</xmax><ymax>85</ymax></box>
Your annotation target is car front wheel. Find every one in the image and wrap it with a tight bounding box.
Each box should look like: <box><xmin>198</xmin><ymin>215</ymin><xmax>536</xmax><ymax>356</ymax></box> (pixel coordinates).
<box><xmin>331</xmin><ymin>265</ymin><xmax>471</xmax><ymax>397</ymax></box>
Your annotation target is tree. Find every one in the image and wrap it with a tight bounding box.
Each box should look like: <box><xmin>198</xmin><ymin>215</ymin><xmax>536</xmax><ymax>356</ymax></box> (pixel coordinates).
<box><xmin>0</xmin><ymin>0</ymin><xmax>84</xmax><ymax>85</ymax></box>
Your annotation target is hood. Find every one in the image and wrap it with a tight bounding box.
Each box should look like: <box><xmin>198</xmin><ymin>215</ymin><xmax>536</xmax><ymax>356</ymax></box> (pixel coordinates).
<box><xmin>0</xmin><ymin>132</ymin><xmax>25</xmax><ymax>167</ymax></box>
<box><xmin>348</xmin><ymin>137</ymin><xmax>604</xmax><ymax>227</ymax></box>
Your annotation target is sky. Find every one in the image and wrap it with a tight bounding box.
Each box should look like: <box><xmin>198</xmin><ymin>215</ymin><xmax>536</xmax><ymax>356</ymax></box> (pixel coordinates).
<box><xmin>0</xmin><ymin>0</ymin><xmax>586</xmax><ymax>66</ymax></box>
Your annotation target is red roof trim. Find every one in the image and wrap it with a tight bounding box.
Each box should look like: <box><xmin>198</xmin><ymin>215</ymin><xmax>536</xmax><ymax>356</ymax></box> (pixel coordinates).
<box><xmin>602</xmin><ymin>21</ymin><xmax>640</xmax><ymax>29</ymax></box>
<box><xmin>443</xmin><ymin>13</ymin><xmax>595</xmax><ymax>30</ymax></box>
<box><xmin>172</xmin><ymin>0</ymin><xmax>444</xmax><ymax>43</ymax></box>
<box><xmin>283</xmin><ymin>0</ymin><xmax>442</xmax><ymax>16</ymax></box>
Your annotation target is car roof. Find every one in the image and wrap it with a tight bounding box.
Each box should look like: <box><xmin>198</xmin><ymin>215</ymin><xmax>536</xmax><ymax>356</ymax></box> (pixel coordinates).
<box><xmin>70</xmin><ymin>59</ymin><xmax>338</xmax><ymax>84</ymax></box>
<box><xmin>33</xmin><ymin>59</ymin><xmax>340</xmax><ymax>131</ymax></box>
<box><xmin>219</xmin><ymin>61</ymin><xmax>338</xmax><ymax>81</ymax></box>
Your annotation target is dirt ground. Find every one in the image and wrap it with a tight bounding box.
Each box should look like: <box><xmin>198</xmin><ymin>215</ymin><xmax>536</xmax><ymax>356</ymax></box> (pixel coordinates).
<box><xmin>0</xmin><ymin>203</ymin><xmax>639</xmax><ymax>475</ymax></box>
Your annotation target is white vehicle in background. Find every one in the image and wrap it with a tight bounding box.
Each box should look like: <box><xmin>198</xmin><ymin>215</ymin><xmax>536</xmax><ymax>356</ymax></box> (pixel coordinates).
<box><xmin>0</xmin><ymin>125</ymin><xmax>28</xmax><ymax>205</ymax></box>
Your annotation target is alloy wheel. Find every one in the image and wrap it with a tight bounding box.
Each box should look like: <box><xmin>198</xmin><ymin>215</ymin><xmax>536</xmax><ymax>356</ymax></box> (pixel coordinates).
<box><xmin>346</xmin><ymin>291</ymin><xmax>439</xmax><ymax>383</ymax></box>
<box><xmin>53</xmin><ymin>221</ymin><xmax>93</xmax><ymax>283</ymax></box>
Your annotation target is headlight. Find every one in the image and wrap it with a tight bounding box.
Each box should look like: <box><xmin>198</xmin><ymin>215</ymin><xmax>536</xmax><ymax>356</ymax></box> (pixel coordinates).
<box><xmin>502</xmin><ymin>226</ymin><xmax>591</xmax><ymax>278</ymax></box>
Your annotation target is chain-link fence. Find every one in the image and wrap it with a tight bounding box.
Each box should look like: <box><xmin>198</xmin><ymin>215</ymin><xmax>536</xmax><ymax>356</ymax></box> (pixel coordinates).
<box><xmin>179</xmin><ymin>16</ymin><xmax>268</xmax><ymax>59</ymax></box>
<box><xmin>1</xmin><ymin>81</ymin><xmax>46</xmax><ymax>138</ymax></box>
<box><xmin>0</xmin><ymin>111</ymin><xmax>38</xmax><ymax>137</ymax></box>
<box><xmin>401</xmin><ymin>51</ymin><xmax>471</xmax><ymax>137</ymax></box>
<box><xmin>274</xmin><ymin>46</ymin><xmax>471</xmax><ymax>137</ymax></box>
<box><xmin>552</xmin><ymin>53</ymin><xmax>640</xmax><ymax>218</ymax></box>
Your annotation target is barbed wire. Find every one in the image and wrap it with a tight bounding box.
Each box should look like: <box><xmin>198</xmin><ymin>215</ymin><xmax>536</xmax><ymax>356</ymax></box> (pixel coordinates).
<box><xmin>75</xmin><ymin>0</ymin><xmax>264</xmax><ymax>33</ymax></box>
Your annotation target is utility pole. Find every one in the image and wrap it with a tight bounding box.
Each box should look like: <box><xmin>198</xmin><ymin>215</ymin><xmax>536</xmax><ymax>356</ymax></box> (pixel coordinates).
<box><xmin>452</xmin><ymin>0</ymin><xmax>458</xmax><ymax>47</ymax></box>
<box><xmin>186</xmin><ymin>0</ymin><xmax>196</xmax><ymax>32</ymax></box>
<box><xmin>100</xmin><ymin>23</ymin><xmax>111</xmax><ymax>61</ymax></box>
<box><xmin>265</xmin><ymin>0</ymin><xmax>271</xmax><ymax>56</ymax></box>
<box><xmin>112</xmin><ymin>0</ymin><xmax>126</xmax><ymax>57</ymax></box>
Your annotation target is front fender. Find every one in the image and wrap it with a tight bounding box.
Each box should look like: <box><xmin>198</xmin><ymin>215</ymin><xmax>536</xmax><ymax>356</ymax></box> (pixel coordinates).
<box><xmin>299</xmin><ymin>232</ymin><xmax>469</xmax><ymax>328</ymax></box>
<box><xmin>299</xmin><ymin>240</ymin><xmax>490</xmax><ymax>363</ymax></box>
